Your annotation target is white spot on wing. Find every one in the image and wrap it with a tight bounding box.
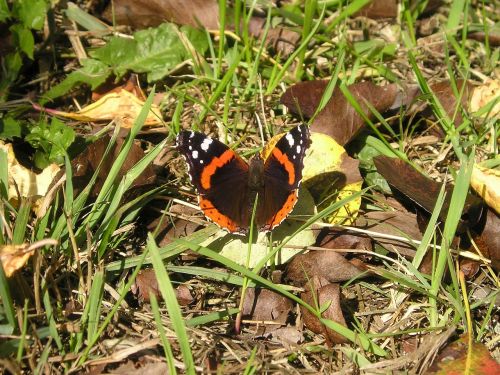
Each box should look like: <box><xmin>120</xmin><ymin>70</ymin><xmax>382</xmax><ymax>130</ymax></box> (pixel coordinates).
<box><xmin>286</xmin><ymin>133</ymin><xmax>294</xmax><ymax>147</ymax></box>
<box><xmin>189</xmin><ymin>145</ymin><xmax>192</xmax><ymax>150</ymax></box>
<box><xmin>201</xmin><ymin>138</ymin><xmax>213</xmax><ymax>151</ymax></box>
<box><xmin>200</xmin><ymin>160</ymin><xmax>204</xmax><ymax>164</ymax></box>
<box><xmin>189</xmin><ymin>132</ymin><xmax>195</xmax><ymax>138</ymax></box>
<box><xmin>296</xmin><ymin>145</ymin><xmax>301</xmax><ymax>153</ymax></box>
<box><xmin>192</xmin><ymin>150</ymin><xmax>199</xmax><ymax>159</ymax></box>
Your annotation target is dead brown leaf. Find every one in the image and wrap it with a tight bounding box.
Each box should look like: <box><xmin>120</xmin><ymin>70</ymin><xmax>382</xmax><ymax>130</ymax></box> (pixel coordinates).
<box><xmin>131</xmin><ymin>268</ymin><xmax>161</xmax><ymax>303</ymax></box>
<box><xmin>281</xmin><ymin>81</ymin><xmax>399</xmax><ymax>145</ymax></box>
<box><xmin>146</xmin><ymin>204</ymin><xmax>203</xmax><ymax>247</ymax></box>
<box><xmin>102</xmin><ymin>1</ymin><xmax>299</xmax><ymax>56</ymax></box>
<box><xmin>71</xmin><ymin>135</ymin><xmax>156</xmax><ymax>198</ymax></box>
<box><xmin>301</xmin><ymin>279</ymin><xmax>348</xmax><ymax>345</ymax></box>
<box><xmin>286</xmin><ymin>250</ymin><xmax>368</xmax><ymax>287</ymax></box>
<box><xmin>103</xmin><ymin>0</ymin><xmax>219</xmax><ymax>30</ymax></box>
<box><xmin>472</xmin><ymin>209</ymin><xmax>500</xmax><ymax>272</ymax></box>
<box><xmin>356</xmin><ymin>210</ymin><xmax>423</xmax><ymax>258</ymax></box>
<box><xmin>242</xmin><ymin>288</ymin><xmax>292</xmax><ymax>335</ymax></box>
<box><xmin>373</xmin><ymin>155</ymin><xmax>484</xmax><ymax>233</ymax></box>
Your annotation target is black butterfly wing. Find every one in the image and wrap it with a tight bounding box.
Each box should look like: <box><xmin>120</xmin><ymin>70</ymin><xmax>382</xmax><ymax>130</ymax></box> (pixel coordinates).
<box><xmin>257</xmin><ymin>124</ymin><xmax>311</xmax><ymax>231</ymax></box>
<box><xmin>176</xmin><ymin>130</ymin><xmax>250</xmax><ymax>233</ymax></box>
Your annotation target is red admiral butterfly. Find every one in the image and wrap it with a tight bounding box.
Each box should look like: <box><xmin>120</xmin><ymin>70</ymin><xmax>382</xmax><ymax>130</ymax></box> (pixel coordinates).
<box><xmin>176</xmin><ymin>124</ymin><xmax>311</xmax><ymax>235</ymax></box>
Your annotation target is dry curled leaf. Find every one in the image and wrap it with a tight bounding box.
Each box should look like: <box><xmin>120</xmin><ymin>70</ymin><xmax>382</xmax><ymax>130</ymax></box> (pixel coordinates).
<box><xmin>242</xmin><ymin>288</ymin><xmax>292</xmax><ymax>335</ymax></box>
<box><xmin>373</xmin><ymin>155</ymin><xmax>483</xmax><ymax>232</ymax></box>
<box><xmin>355</xmin><ymin>210</ymin><xmax>425</xmax><ymax>262</ymax></box>
<box><xmin>0</xmin><ymin>240</ymin><xmax>57</xmax><ymax>277</ymax></box>
<box><xmin>472</xmin><ymin>209</ymin><xmax>500</xmax><ymax>272</ymax></box>
<box><xmin>281</xmin><ymin>81</ymin><xmax>399</xmax><ymax>145</ymax></box>
<box><xmin>301</xmin><ymin>280</ymin><xmax>348</xmax><ymax>345</ymax></box>
<box><xmin>43</xmin><ymin>89</ymin><xmax>162</xmax><ymax>128</ymax></box>
<box><xmin>103</xmin><ymin>0</ymin><xmax>220</xmax><ymax>30</ymax></box>
<box><xmin>103</xmin><ymin>1</ymin><xmax>299</xmax><ymax>55</ymax></box>
<box><xmin>286</xmin><ymin>250</ymin><xmax>368</xmax><ymax>287</ymax></box>
<box><xmin>131</xmin><ymin>268</ymin><xmax>161</xmax><ymax>303</ymax></box>
<box><xmin>471</xmin><ymin>165</ymin><xmax>500</xmax><ymax>214</ymax></box>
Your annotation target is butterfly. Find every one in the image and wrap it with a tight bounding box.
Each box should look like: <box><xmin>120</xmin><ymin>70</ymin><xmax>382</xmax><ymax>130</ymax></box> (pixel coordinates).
<box><xmin>176</xmin><ymin>124</ymin><xmax>311</xmax><ymax>235</ymax></box>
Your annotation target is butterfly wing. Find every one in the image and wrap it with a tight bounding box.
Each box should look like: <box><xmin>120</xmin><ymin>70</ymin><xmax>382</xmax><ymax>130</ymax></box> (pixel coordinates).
<box><xmin>257</xmin><ymin>124</ymin><xmax>311</xmax><ymax>231</ymax></box>
<box><xmin>176</xmin><ymin>130</ymin><xmax>250</xmax><ymax>233</ymax></box>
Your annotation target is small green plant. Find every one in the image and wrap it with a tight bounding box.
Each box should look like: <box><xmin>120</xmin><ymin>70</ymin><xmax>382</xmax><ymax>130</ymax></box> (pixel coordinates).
<box><xmin>0</xmin><ymin>0</ymin><xmax>49</xmax><ymax>101</ymax></box>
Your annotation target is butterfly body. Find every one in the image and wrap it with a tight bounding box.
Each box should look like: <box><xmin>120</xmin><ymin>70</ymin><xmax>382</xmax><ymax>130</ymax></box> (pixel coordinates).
<box><xmin>176</xmin><ymin>124</ymin><xmax>311</xmax><ymax>235</ymax></box>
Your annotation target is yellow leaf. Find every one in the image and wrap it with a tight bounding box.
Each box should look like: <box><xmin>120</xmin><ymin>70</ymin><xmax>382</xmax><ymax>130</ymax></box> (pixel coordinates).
<box><xmin>470</xmin><ymin>79</ymin><xmax>500</xmax><ymax>118</ymax></box>
<box><xmin>0</xmin><ymin>240</ymin><xmax>58</xmax><ymax>277</ymax></box>
<box><xmin>46</xmin><ymin>89</ymin><xmax>162</xmax><ymax>128</ymax></box>
<box><xmin>0</xmin><ymin>142</ymin><xmax>60</xmax><ymax>204</ymax></box>
<box><xmin>302</xmin><ymin>132</ymin><xmax>362</xmax><ymax>225</ymax></box>
<box><xmin>471</xmin><ymin>165</ymin><xmax>500</xmax><ymax>214</ymax></box>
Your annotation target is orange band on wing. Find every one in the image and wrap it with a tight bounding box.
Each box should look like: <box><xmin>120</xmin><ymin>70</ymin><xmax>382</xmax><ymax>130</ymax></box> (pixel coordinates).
<box><xmin>199</xmin><ymin>197</ymin><xmax>240</xmax><ymax>232</ymax></box>
<box><xmin>267</xmin><ymin>192</ymin><xmax>298</xmax><ymax>228</ymax></box>
<box><xmin>200</xmin><ymin>149</ymin><xmax>235</xmax><ymax>190</ymax></box>
<box><xmin>271</xmin><ymin>148</ymin><xmax>295</xmax><ymax>185</ymax></box>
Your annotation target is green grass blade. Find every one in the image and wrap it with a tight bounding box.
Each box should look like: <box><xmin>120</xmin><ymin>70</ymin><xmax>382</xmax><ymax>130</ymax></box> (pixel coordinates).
<box><xmin>0</xmin><ymin>261</ymin><xmax>16</xmax><ymax>332</ymax></box>
<box><xmin>150</xmin><ymin>293</ymin><xmax>177</xmax><ymax>374</ymax></box>
<box><xmin>148</xmin><ymin>234</ymin><xmax>195</xmax><ymax>374</ymax></box>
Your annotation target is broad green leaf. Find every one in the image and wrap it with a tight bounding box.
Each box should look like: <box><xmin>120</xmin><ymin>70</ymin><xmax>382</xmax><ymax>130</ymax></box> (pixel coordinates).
<box><xmin>90</xmin><ymin>23</ymin><xmax>209</xmax><ymax>82</ymax></box>
<box><xmin>0</xmin><ymin>116</ymin><xmax>24</xmax><ymax>140</ymax></box>
<box><xmin>43</xmin><ymin>58</ymin><xmax>110</xmax><ymax>101</ymax></box>
<box><xmin>356</xmin><ymin>138</ymin><xmax>392</xmax><ymax>194</ymax></box>
<box><xmin>12</xmin><ymin>0</ymin><xmax>47</xmax><ymax>30</ymax></box>
<box><xmin>25</xmin><ymin>117</ymin><xmax>75</xmax><ymax>168</ymax></box>
<box><xmin>10</xmin><ymin>24</ymin><xmax>34</xmax><ymax>59</ymax></box>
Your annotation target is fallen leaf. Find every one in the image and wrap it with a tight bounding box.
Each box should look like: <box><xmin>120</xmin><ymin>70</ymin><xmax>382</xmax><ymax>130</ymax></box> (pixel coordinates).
<box><xmin>302</xmin><ymin>132</ymin><xmax>363</xmax><ymax>225</ymax></box>
<box><xmin>0</xmin><ymin>142</ymin><xmax>60</xmax><ymax>205</ymax></box>
<box><xmin>409</xmin><ymin>80</ymin><xmax>474</xmax><ymax>136</ymax></box>
<box><xmin>132</xmin><ymin>268</ymin><xmax>161</xmax><ymax>303</ymax></box>
<box><xmin>42</xmin><ymin>89</ymin><xmax>162</xmax><ymax>128</ymax></box>
<box><xmin>472</xmin><ymin>209</ymin><xmax>500</xmax><ymax>272</ymax></box>
<box><xmin>373</xmin><ymin>155</ymin><xmax>484</xmax><ymax>233</ymax></box>
<box><xmin>103</xmin><ymin>0</ymin><xmax>220</xmax><ymax>30</ymax></box>
<box><xmin>471</xmin><ymin>165</ymin><xmax>500</xmax><ymax>214</ymax></box>
<box><xmin>147</xmin><ymin>204</ymin><xmax>204</xmax><ymax>247</ymax></box>
<box><xmin>353</xmin><ymin>0</ymin><xmax>398</xmax><ymax>19</ymax></box>
<box><xmin>102</xmin><ymin>1</ymin><xmax>299</xmax><ymax>56</ymax></box>
<box><xmin>248</xmin><ymin>17</ymin><xmax>300</xmax><ymax>56</ymax></box>
<box><xmin>242</xmin><ymin>288</ymin><xmax>293</xmax><ymax>335</ymax></box>
<box><xmin>301</xmin><ymin>280</ymin><xmax>348</xmax><ymax>345</ymax></box>
<box><xmin>281</xmin><ymin>81</ymin><xmax>399</xmax><ymax>145</ymax></box>
<box><xmin>314</xmin><ymin>226</ymin><xmax>372</xmax><ymax>252</ymax></box>
<box><xmin>132</xmin><ymin>268</ymin><xmax>194</xmax><ymax>305</ymax></box>
<box><xmin>427</xmin><ymin>335</ymin><xmax>500</xmax><ymax>374</ymax></box>
<box><xmin>356</xmin><ymin>210</ymin><xmax>424</xmax><ymax>258</ymax></box>
<box><xmin>286</xmin><ymin>250</ymin><xmax>368</xmax><ymax>287</ymax></box>
<box><xmin>36</xmin><ymin>135</ymin><xmax>157</xmax><ymax>218</ymax></box>
<box><xmin>0</xmin><ymin>239</ymin><xmax>58</xmax><ymax>277</ymax></box>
